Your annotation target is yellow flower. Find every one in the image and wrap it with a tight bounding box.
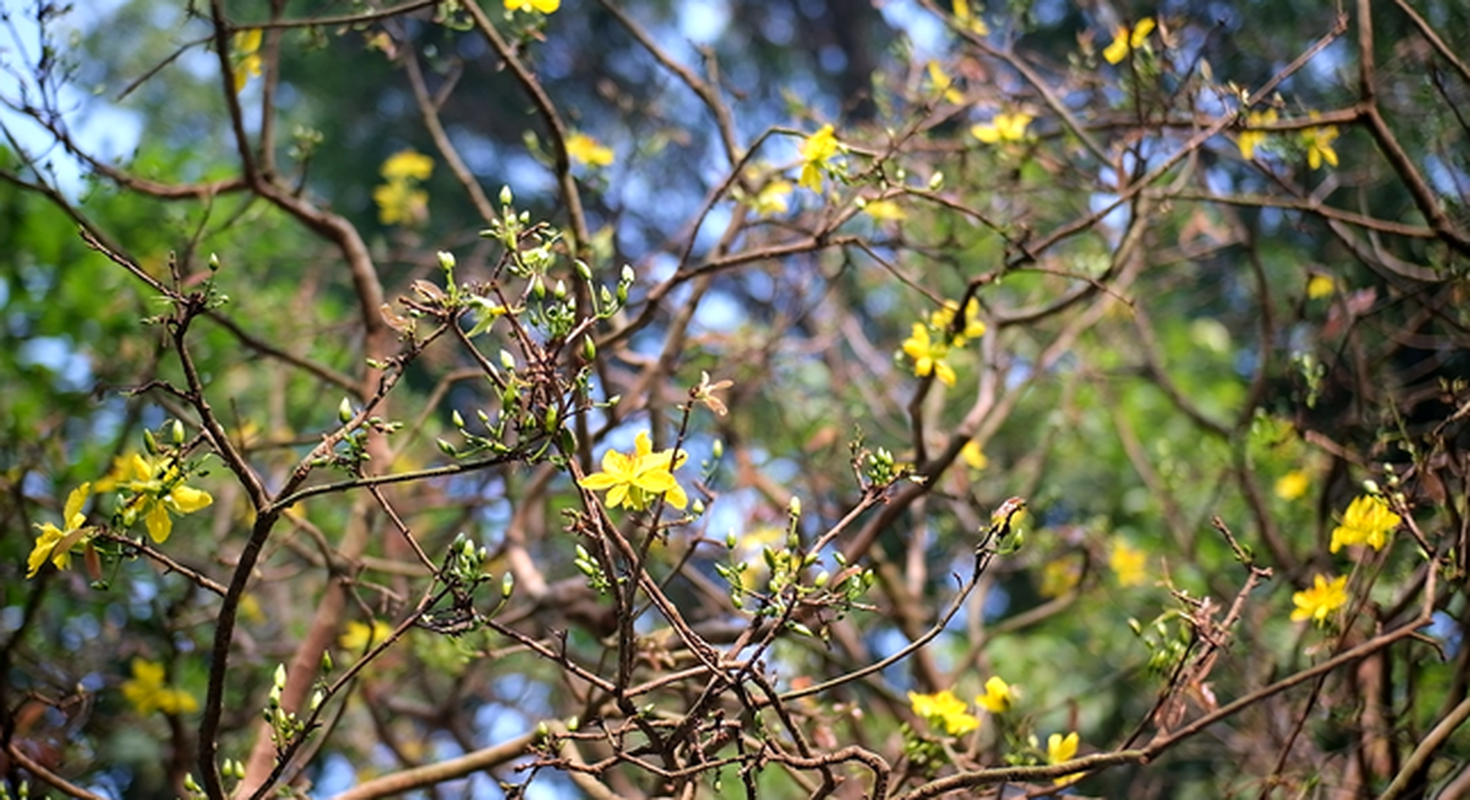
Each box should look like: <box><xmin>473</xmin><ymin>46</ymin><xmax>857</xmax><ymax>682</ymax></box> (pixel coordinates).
<box><xmin>27</xmin><ymin>483</ymin><xmax>92</xmax><ymax>578</ymax></box>
<box><xmin>861</xmin><ymin>199</ymin><xmax>907</xmax><ymax>221</ymax></box>
<box><xmin>1291</xmin><ymin>573</ymin><xmax>1348</xmax><ymax>626</ymax></box>
<box><xmin>107</xmin><ymin>453</ymin><xmax>213</xmax><ymax>544</ymax></box>
<box><xmin>797</xmin><ymin>124</ymin><xmax>841</xmax><ymax>192</ymax></box>
<box><xmin>971</xmin><ymin>111</ymin><xmax>1033</xmax><ymax>144</ymax></box>
<box><xmin>1236</xmin><ymin>109</ymin><xmax>1278</xmax><ymax>160</ymax></box>
<box><xmin>952</xmin><ymin>0</ymin><xmax>989</xmax><ymax>35</ymax></box>
<box><xmin>567</xmin><ymin>132</ymin><xmax>614</xmax><ymax>168</ymax></box>
<box><xmin>122</xmin><ymin>659</ymin><xmax>198</xmax><ymax>716</ymax></box>
<box><xmin>901</xmin><ymin>323</ymin><xmax>956</xmax><ymax>386</ymax></box>
<box><xmin>975</xmin><ymin>676</ymin><xmax>1014</xmax><ymax>713</ymax></box>
<box><xmin>1274</xmin><ymin>469</ymin><xmax>1310</xmax><ymax>501</ymax></box>
<box><xmin>925</xmin><ymin>61</ymin><xmax>965</xmax><ymax>105</ymax></box>
<box><xmin>929</xmin><ymin>297</ymin><xmax>986</xmax><ymax>346</ymax></box>
<box><xmin>749</xmin><ymin>180</ymin><xmax>793</xmax><ymax>216</ymax></box>
<box><xmin>579</xmin><ymin>430</ymin><xmax>688</xmax><ymax>511</ymax></box>
<box><xmin>232</xmin><ymin>29</ymin><xmax>263</xmax><ymax>94</ymax></box>
<box><xmin>373</xmin><ymin>181</ymin><xmax>429</xmax><ymax>226</ymax></box>
<box><xmin>505</xmin><ymin>0</ymin><xmax>560</xmax><ymax>13</ymax></box>
<box><xmin>1330</xmin><ymin>494</ymin><xmax>1401</xmax><ymax>552</ymax></box>
<box><xmin>908</xmin><ymin>689</ymin><xmax>980</xmax><ymax>736</ymax></box>
<box><xmin>381</xmin><ymin>149</ymin><xmax>434</xmax><ymax>182</ymax></box>
<box><xmin>1301</xmin><ymin>120</ymin><xmax>1339</xmax><ymax>169</ymax></box>
<box><xmin>339</xmin><ymin>619</ymin><xmax>393</xmax><ymax>652</ymax></box>
<box><xmin>1047</xmin><ymin>731</ymin><xmax>1082</xmax><ymax>785</ymax></box>
<box><xmin>1103</xmin><ymin>17</ymin><xmax>1155</xmax><ymax>64</ymax></box>
<box><xmin>1109</xmin><ymin>540</ymin><xmax>1148</xmax><ymax>588</ymax></box>
<box><xmin>1040</xmin><ymin>558</ymin><xmax>1082</xmax><ymax>597</ymax></box>
<box><xmin>961</xmin><ymin>440</ymin><xmax>988</xmax><ymax>470</ymax></box>
<box><xmin>1306</xmin><ymin>273</ymin><xmax>1335</xmax><ymax>299</ymax></box>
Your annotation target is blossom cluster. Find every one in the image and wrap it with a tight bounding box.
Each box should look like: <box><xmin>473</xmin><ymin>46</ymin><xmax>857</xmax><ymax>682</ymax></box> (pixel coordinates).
<box><xmin>900</xmin><ymin>297</ymin><xmax>986</xmax><ymax>386</ymax></box>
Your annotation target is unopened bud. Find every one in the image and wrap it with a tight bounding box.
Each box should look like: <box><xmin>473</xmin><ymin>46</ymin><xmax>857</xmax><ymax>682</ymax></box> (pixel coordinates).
<box><xmin>338</xmin><ymin>397</ymin><xmax>353</xmax><ymax>423</ymax></box>
<box><xmin>437</xmin><ymin>250</ymin><xmax>456</xmax><ymax>271</ymax></box>
<box><xmin>499</xmin><ymin>185</ymin><xmax>514</xmax><ymax>206</ymax></box>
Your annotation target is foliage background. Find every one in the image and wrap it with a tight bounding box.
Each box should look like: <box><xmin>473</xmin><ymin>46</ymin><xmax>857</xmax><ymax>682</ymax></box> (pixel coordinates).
<box><xmin>2</xmin><ymin>0</ymin><xmax>1468</xmax><ymax>798</ymax></box>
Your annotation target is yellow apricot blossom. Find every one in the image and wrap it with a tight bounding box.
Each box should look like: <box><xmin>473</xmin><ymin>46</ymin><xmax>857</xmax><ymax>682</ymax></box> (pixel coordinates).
<box><xmin>1274</xmin><ymin>469</ymin><xmax>1310</xmax><ymax>501</ymax></box>
<box><xmin>1306</xmin><ymin>273</ymin><xmax>1335</xmax><ymax>299</ymax></box>
<box><xmin>971</xmin><ymin>111</ymin><xmax>1033</xmax><ymax>144</ymax></box>
<box><xmin>103</xmin><ymin>453</ymin><xmax>213</xmax><ymax>544</ymax></box>
<box><xmin>1047</xmin><ymin>731</ymin><xmax>1083</xmax><ymax>785</ymax></box>
<box><xmin>340</xmin><ymin>619</ymin><xmax>393</xmax><ymax>651</ymax></box>
<box><xmin>925</xmin><ymin>61</ymin><xmax>965</xmax><ymax>104</ymax></box>
<box><xmin>901</xmin><ymin>323</ymin><xmax>956</xmax><ymax>386</ymax></box>
<box><xmin>567</xmin><ymin>132</ymin><xmax>614</xmax><ymax>168</ymax></box>
<box><xmin>1109</xmin><ymin>540</ymin><xmax>1148</xmax><ymax>588</ymax></box>
<box><xmin>1330</xmin><ymin>494</ymin><xmax>1400</xmax><ymax>552</ymax></box>
<box><xmin>953</xmin><ymin>0</ymin><xmax>989</xmax><ymax>35</ymax></box>
<box><xmin>961</xmin><ymin>440</ymin><xmax>988</xmax><ymax>470</ymax></box>
<box><xmin>1237</xmin><ymin>109</ymin><xmax>1277</xmax><ymax>160</ymax></box>
<box><xmin>580</xmin><ymin>430</ymin><xmax>688</xmax><ymax>511</ymax></box>
<box><xmin>381</xmin><ymin>149</ymin><xmax>434</xmax><ymax>181</ymax></box>
<box><xmin>1103</xmin><ymin>18</ymin><xmax>1155</xmax><ymax>64</ymax></box>
<box><xmin>908</xmin><ymin>689</ymin><xmax>980</xmax><ymax>736</ymax></box>
<box><xmin>232</xmin><ymin>29</ymin><xmax>263</xmax><ymax>94</ymax></box>
<box><xmin>505</xmin><ymin>0</ymin><xmax>559</xmax><ymax>13</ymax></box>
<box><xmin>1301</xmin><ymin>120</ymin><xmax>1339</xmax><ymax>169</ymax></box>
<box><xmin>122</xmin><ymin>659</ymin><xmax>198</xmax><ymax>716</ymax></box>
<box><xmin>27</xmin><ymin>483</ymin><xmax>92</xmax><ymax>578</ymax></box>
<box><xmin>975</xmin><ymin>676</ymin><xmax>1014</xmax><ymax>713</ymax></box>
<box><xmin>1291</xmin><ymin>574</ymin><xmax>1348</xmax><ymax>626</ymax></box>
<box><xmin>798</xmin><ymin>124</ymin><xmax>841</xmax><ymax>192</ymax></box>
<box><xmin>929</xmin><ymin>297</ymin><xmax>986</xmax><ymax>346</ymax></box>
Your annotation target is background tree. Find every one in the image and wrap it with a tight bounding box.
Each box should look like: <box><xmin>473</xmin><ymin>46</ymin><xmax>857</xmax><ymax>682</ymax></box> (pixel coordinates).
<box><xmin>2</xmin><ymin>0</ymin><xmax>1468</xmax><ymax>797</ymax></box>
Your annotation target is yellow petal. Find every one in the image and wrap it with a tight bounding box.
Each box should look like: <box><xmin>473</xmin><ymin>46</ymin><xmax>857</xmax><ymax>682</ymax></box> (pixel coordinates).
<box><xmin>146</xmin><ymin>502</ymin><xmax>173</xmax><ymax>543</ymax></box>
<box><xmin>169</xmin><ymin>485</ymin><xmax>213</xmax><ymax>514</ymax></box>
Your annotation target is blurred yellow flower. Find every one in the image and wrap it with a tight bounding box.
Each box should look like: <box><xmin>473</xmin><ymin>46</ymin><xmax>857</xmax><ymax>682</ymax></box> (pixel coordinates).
<box><xmin>971</xmin><ymin>111</ymin><xmax>1033</xmax><ymax>144</ymax></box>
<box><xmin>1330</xmin><ymin>494</ymin><xmax>1400</xmax><ymax>552</ymax></box>
<box><xmin>1291</xmin><ymin>573</ymin><xmax>1348</xmax><ymax>626</ymax></box>
<box><xmin>375</xmin><ymin>150</ymin><xmax>434</xmax><ymax>226</ymax></box>
<box><xmin>909</xmin><ymin>689</ymin><xmax>980</xmax><ymax>736</ymax></box>
<box><xmin>1040</xmin><ymin>558</ymin><xmax>1081</xmax><ymax>597</ymax></box>
<box><xmin>232</xmin><ymin>29</ymin><xmax>263</xmax><ymax>94</ymax></box>
<box><xmin>1047</xmin><ymin>731</ymin><xmax>1083</xmax><ymax>785</ymax></box>
<box><xmin>505</xmin><ymin>0</ymin><xmax>560</xmax><ymax>13</ymax></box>
<box><xmin>975</xmin><ymin>676</ymin><xmax>1014</xmax><ymax>713</ymax></box>
<box><xmin>381</xmin><ymin>149</ymin><xmax>434</xmax><ymax>181</ymax></box>
<box><xmin>1274</xmin><ymin>469</ymin><xmax>1310</xmax><ymax>501</ymax></box>
<box><xmin>961</xmin><ymin>440</ymin><xmax>988</xmax><ymax>470</ymax></box>
<box><xmin>929</xmin><ymin>297</ymin><xmax>986</xmax><ymax>345</ymax></box>
<box><xmin>567</xmin><ymin>132</ymin><xmax>615</xmax><ymax>168</ymax></box>
<box><xmin>1103</xmin><ymin>18</ymin><xmax>1155</xmax><ymax>64</ymax></box>
<box><xmin>1306</xmin><ymin>273</ymin><xmax>1335</xmax><ymax>299</ymax></box>
<box><xmin>1237</xmin><ymin>109</ymin><xmax>1277</xmax><ymax>160</ymax></box>
<box><xmin>1301</xmin><ymin>119</ymin><xmax>1339</xmax><ymax>169</ymax></box>
<box><xmin>901</xmin><ymin>323</ymin><xmax>956</xmax><ymax>386</ymax></box>
<box><xmin>953</xmin><ymin>0</ymin><xmax>989</xmax><ymax>35</ymax></box>
<box><xmin>27</xmin><ymin>482</ymin><xmax>92</xmax><ymax>578</ymax></box>
<box><xmin>1109</xmin><ymin>540</ymin><xmax>1148</xmax><ymax>588</ymax></box>
<box><xmin>122</xmin><ymin>659</ymin><xmax>198</xmax><ymax>716</ymax></box>
<box><xmin>798</xmin><ymin>124</ymin><xmax>841</xmax><ymax>192</ymax></box>
<box><xmin>749</xmin><ymin>180</ymin><xmax>792</xmax><ymax>216</ymax></box>
<box><xmin>925</xmin><ymin>61</ymin><xmax>965</xmax><ymax>104</ymax></box>
<box><xmin>340</xmin><ymin>619</ymin><xmax>393</xmax><ymax>652</ymax></box>
<box><xmin>862</xmin><ymin>199</ymin><xmax>907</xmax><ymax>220</ymax></box>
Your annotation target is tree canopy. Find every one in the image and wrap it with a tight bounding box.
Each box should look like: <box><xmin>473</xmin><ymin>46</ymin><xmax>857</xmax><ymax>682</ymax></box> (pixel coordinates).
<box><xmin>2</xmin><ymin>0</ymin><xmax>1469</xmax><ymax>798</ymax></box>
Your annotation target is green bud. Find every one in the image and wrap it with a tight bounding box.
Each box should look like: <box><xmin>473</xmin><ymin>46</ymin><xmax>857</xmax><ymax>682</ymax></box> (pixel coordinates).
<box><xmin>309</xmin><ymin>689</ymin><xmax>324</xmax><ymax>711</ymax></box>
<box><xmin>170</xmin><ymin>419</ymin><xmax>185</xmax><ymax>444</ymax></box>
<box><xmin>712</xmin><ymin>439</ymin><xmax>724</xmax><ymax>459</ymax></box>
<box><xmin>452</xmin><ymin>409</ymin><xmax>465</xmax><ymax>428</ymax></box>
<box><xmin>209</xmin><ymin>253</ymin><xmax>221</xmax><ymax>271</ymax></box>
<box><xmin>532</xmin><ymin>275</ymin><xmax>546</xmax><ymax>300</ymax></box>
<box><xmin>788</xmin><ymin>496</ymin><xmax>802</xmax><ymax>517</ymax></box>
<box><xmin>274</xmin><ymin>663</ymin><xmax>288</xmax><ymax>689</ymax></box>
<box><xmin>582</xmin><ymin>336</ymin><xmax>597</xmax><ymax>361</ymax></box>
<box><xmin>553</xmin><ymin>279</ymin><xmax>568</xmax><ymax>300</ymax></box>
<box><xmin>143</xmin><ymin>428</ymin><xmax>160</xmax><ymax>455</ymax></box>
<box><xmin>437</xmin><ymin>250</ymin><xmax>456</xmax><ymax>271</ymax></box>
<box><xmin>502</xmin><ymin>572</ymin><xmax>515</xmax><ymax>598</ymax></box>
<box><xmin>575</xmin><ymin>260</ymin><xmax>593</xmax><ymax>281</ymax></box>
<box><xmin>500</xmin><ymin>185</ymin><xmax>514</xmax><ymax>207</ymax></box>
<box><xmin>321</xmin><ymin>650</ymin><xmax>334</xmax><ymax>672</ymax></box>
<box><xmin>437</xmin><ymin>438</ymin><xmax>457</xmax><ymax>457</ymax></box>
<box><xmin>692</xmin><ymin>499</ymin><xmax>705</xmax><ymax>515</ymax></box>
<box><xmin>928</xmin><ymin>172</ymin><xmax>944</xmax><ymax>190</ymax></box>
<box><xmin>620</xmin><ymin>264</ymin><xmax>635</xmax><ymax>285</ymax></box>
<box><xmin>1362</xmin><ymin>479</ymin><xmax>1380</xmax><ymax>495</ymax></box>
<box><xmin>567</xmin><ymin>715</ymin><xmax>580</xmax><ymax>732</ymax></box>
<box><xmin>499</xmin><ymin>349</ymin><xmax>517</xmax><ymax>370</ymax></box>
<box><xmin>601</xmin><ymin>286</ymin><xmax>616</xmax><ymax>308</ymax></box>
<box><xmin>726</xmin><ymin>530</ymin><xmax>738</xmax><ymax>549</ymax></box>
<box><xmin>338</xmin><ymin>397</ymin><xmax>354</xmax><ymax>423</ymax></box>
<box><xmin>814</xmin><ymin>571</ymin><xmax>829</xmax><ymax>587</ymax></box>
<box><xmin>544</xmin><ymin>405</ymin><xmax>559</xmax><ymax>432</ymax></box>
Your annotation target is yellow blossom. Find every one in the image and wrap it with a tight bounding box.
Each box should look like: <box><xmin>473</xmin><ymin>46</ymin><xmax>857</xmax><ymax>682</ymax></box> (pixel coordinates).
<box><xmin>232</xmin><ymin>29</ymin><xmax>263</xmax><ymax>94</ymax></box>
<box><xmin>27</xmin><ymin>483</ymin><xmax>92</xmax><ymax>578</ymax></box>
<box><xmin>1103</xmin><ymin>18</ymin><xmax>1155</xmax><ymax>64</ymax></box>
<box><xmin>748</xmin><ymin>180</ymin><xmax>793</xmax><ymax>216</ymax></box>
<box><xmin>1301</xmin><ymin>120</ymin><xmax>1339</xmax><ymax>169</ymax></box>
<box><xmin>1109</xmin><ymin>540</ymin><xmax>1148</xmax><ymax>588</ymax></box>
<box><xmin>1274</xmin><ymin>469</ymin><xmax>1310</xmax><ymax>501</ymax></box>
<box><xmin>1236</xmin><ymin>109</ymin><xmax>1278</xmax><ymax>160</ymax></box>
<box><xmin>1291</xmin><ymin>573</ymin><xmax>1348</xmax><ymax>626</ymax></box>
<box><xmin>862</xmin><ymin>199</ymin><xmax>907</xmax><ymax>221</ymax></box>
<box><xmin>106</xmin><ymin>453</ymin><xmax>213</xmax><ymax>544</ymax></box>
<box><xmin>373</xmin><ymin>181</ymin><xmax>429</xmax><ymax>226</ymax></box>
<box><xmin>1040</xmin><ymin>558</ymin><xmax>1082</xmax><ymax>597</ymax></box>
<box><xmin>908</xmin><ymin>689</ymin><xmax>980</xmax><ymax>736</ymax></box>
<box><xmin>975</xmin><ymin>676</ymin><xmax>1014</xmax><ymax>713</ymax></box>
<box><xmin>1330</xmin><ymin>494</ymin><xmax>1401</xmax><ymax>552</ymax></box>
<box><xmin>961</xmin><ymin>440</ymin><xmax>988</xmax><ymax>470</ymax></box>
<box><xmin>929</xmin><ymin>297</ymin><xmax>986</xmax><ymax>345</ymax></box>
<box><xmin>971</xmin><ymin>111</ymin><xmax>1033</xmax><ymax>144</ymax></box>
<box><xmin>1047</xmin><ymin>731</ymin><xmax>1083</xmax><ymax>785</ymax></box>
<box><xmin>567</xmin><ymin>132</ymin><xmax>614</xmax><ymax>168</ymax></box>
<box><xmin>798</xmin><ymin>124</ymin><xmax>841</xmax><ymax>192</ymax></box>
<box><xmin>901</xmin><ymin>323</ymin><xmax>956</xmax><ymax>386</ymax></box>
<box><xmin>579</xmin><ymin>430</ymin><xmax>688</xmax><ymax>511</ymax></box>
<box><xmin>1306</xmin><ymin>274</ymin><xmax>1335</xmax><ymax>299</ymax></box>
<box><xmin>953</xmin><ymin>0</ymin><xmax>989</xmax><ymax>35</ymax></box>
<box><xmin>122</xmin><ymin>659</ymin><xmax>198</xmax><ymax>716</ymax></box>
<box><xmin>340</xmin><ymin>619</ymin><xmax>393</xmax><ymax>651</ymax></box>
<box><xmin>925</xmin><ymin>61</ymin><xmax>965</xmax><ymax>104</ymax></box>
<box><xmin>381</xmin><ymin>149</ymin><xmax>434</xmax><ymax>181</ymax></box>
<box><xmin>505</xmin><ymin>0</ymin><xmax>560</xmax><ymax>13</ymax></box>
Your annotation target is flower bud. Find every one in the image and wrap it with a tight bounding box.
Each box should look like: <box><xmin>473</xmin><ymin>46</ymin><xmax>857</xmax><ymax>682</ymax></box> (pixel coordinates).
<box><xmin>437</xmin><ymin>250</ymin><xmax>456</xmax><ymax>271</ymax></box>
<box><xmin>499</xmin><ymin>185</ymin><xmax>514</xmax><ymax>206</ymax></box>
<box><xmin>338</xmin><ymin>397</ymin><xmax>354</xmax><ymax>423</ymax></box>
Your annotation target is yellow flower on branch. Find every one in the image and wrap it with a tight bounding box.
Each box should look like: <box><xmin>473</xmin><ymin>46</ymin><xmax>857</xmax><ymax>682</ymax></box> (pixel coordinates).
<box><xmin>908</xmin><ymin>689</ymin><xmax>980</xmax><ymax>736</ymax></box>
<box><xmin>1109</xmin><ymin>540</ymin><xmax>1148</xmax><ymax>587</ymax></box>
<box><xmin>861</xmin><ymin>199</ymin><xmax>907</xmax><ymax>221</ymax></box>
<box><xmin>1330</xmin><ymin>494</ymin><xmax>1401</xmax><ymax>552</ymax></box>
<box><xmin>749</xmin><ymin>179</ymin><xmax>793</xmax><ymax>216</ymax></box>
<box><xmin>505</xmin><ymin>0</ymin><xmax>560</xmax><ymax>14</ymax></box>
<box><xmin>975</xmin><ymin>676</ymin><xmax>1014</xmax><ymax>713</ymax></box>
<box><xmin>1103</xmin><ymin>17</ymin><xmax>1155</xmax><ymax>64</ymax></box>
<box><xmin>1236</xmin><ymin>109</ymin><xmax>1278</xmax><ymax>160</ymax></box>
<box><xmin>961</xmin><ymin>440</ymin><xmax>988</xmax><ymax>470</ymax></box>
<box><xmin>797</xmin><ymin>124</ymin><xmax>841</xmax><ymax>192</ymax></box>
<box><xmin>27</xmin><ymin>483</ymin><xmax>93</xmax><ymax>578</ymax></box>
<box><xmin>925</xmin><ymin>61</ymin><xmax>965</xmax><ymax>105</ymax></box>
<box><xmin>971</xmin><ymin>111</ymin><xmax>1033</xmax><ymax>144</ymax></box>
<box><xmin>579</xmin><ymin>430</ymin><xmax>689</xmax><ymax>512</ymax></box>
<box><xmin>340</xmin><ymin>620</ymin><xmax>393</xmax><ymax>652</ymax></box>
<box><xmin>929</xmin><ymin>297</ymin><xmax>986</xmax><ymax>346</ymax></box>
<box><xmin>122</xmin><ymin>659</ymin><xmax>198</xmax><ymax>716</ymax></box>
<box><xmin>1291</xmin><ymin>573</ymin><xmax>1348</xmax><ymax>626</ymax></box>
<box><xmin>1301</xmin><ymin>118</ymin><xmax>1339</xmax><ymax>169</ymax></box>
<box><xmin>901</xmin><ymin>323</ymin><xmax>956</xmax><ymax>386</ymax></box>
<box><xmin>567</xmin><ymin>132</ymin><xmax>615</xmax><ymax>168</ymax></box>
<box><xmin>104</xmin><ymin>453</ymin><xmax>213</xmax><ymax>544</ymax></box>
<box><xmin>1274</xmin><ymin>469</ymin><xmax>1310</xmax><ymax>501</ymax></box>
<box><xmin>1047</xmin><ymin>731</ymin><xmax>1083</xmax><ymax>785</ymax></box>
<box><xmin>232</xmin><ymin>28</ymin><xmax>263</xmax><ymax>94</ymax></box>
<box><xmin>952</xmin><ymin>0</ymin><xmax>989</xmax><ymax>35</ymax></box>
